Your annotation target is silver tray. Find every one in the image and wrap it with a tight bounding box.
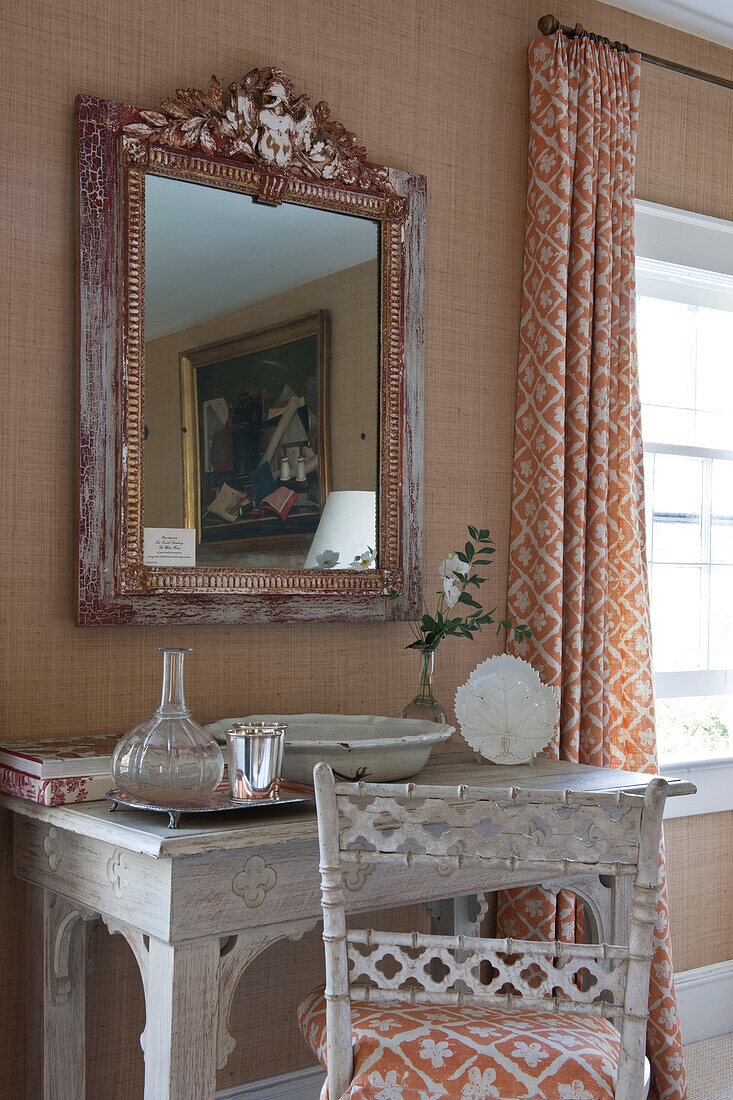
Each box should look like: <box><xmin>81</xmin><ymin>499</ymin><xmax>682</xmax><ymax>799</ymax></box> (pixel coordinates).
<box><xmin>104</xmin><ymin>781</ymin><xmax>314</xmax><ymax>829</ymax></box>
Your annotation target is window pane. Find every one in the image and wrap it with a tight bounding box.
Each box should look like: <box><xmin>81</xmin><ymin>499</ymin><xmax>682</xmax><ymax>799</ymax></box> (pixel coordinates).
<box><xmin>637</xmin><ymin>243</ymin><xmax>733</xmax><ymax>756</ymax></box>
<box><xmin>712</xmin><ymin>460</ymin><xmax>733</xmax><ymax>563</ymax></box>
<box><xmin>693</xmin><ymin>409</ymin><xmax>733</xmax><ymax>451</ymax></box>
<box><xmin>650</xmin><ymin>565</ymin><xmax>703</xmax><ymax>670</ymax></box>
<box><xmin>641</xmin><ymin>404</ymin><xmax>696</xmax><ymax>447</ymax></box>
<box><xmin>657</xmin><ymin>696</ymin><xmax>733</xmax><ymax>758</ymax></box>
<box><xmin>709</xmin><ymin>565</ymin><xmax>733</xmax><ymax>670</ymax></box>
<box><xmin>650</xmin><ymin>453</ymin><xmax>703</xmax><ymax>563</ymax></box>
<box><xmin>696</xmin><ymin>306</ymin><xmax>733</xmax><ymax>415</ymax></box>
<box><xmin>637</xmin><ymin>297</ymin><xmax>695</xmax><ymax>409</ymax></box>
<box><xmin>644</xmin><ymin>451</ymin><xmax>654</xmax><ymax>564</ymax></box>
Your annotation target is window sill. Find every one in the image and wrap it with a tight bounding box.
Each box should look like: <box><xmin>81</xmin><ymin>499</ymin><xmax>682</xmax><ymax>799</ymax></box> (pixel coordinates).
<box><xmin>660</xmin><ymin>754</ymin><xmax>733</xmax><ymax>818</ymax></box>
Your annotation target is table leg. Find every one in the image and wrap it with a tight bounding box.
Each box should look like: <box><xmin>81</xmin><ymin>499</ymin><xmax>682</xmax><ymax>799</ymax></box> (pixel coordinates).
<box><xmin>25</xmin><ymin>886</ymin><xmax>98</xmax><ymax>1100</ymax></box>
<box><xmin>142</xmin><ymin>936</ymin><xmax>220</xmax><ymax>1100</ymax></box>
<box><xmin>427</xmin><ymin>895</ymin><xmax>488</xmax><ymax>974</ymax></box>
<box><xmin>427</xmin><ymin>894</ymin><xmax>488</xmax><ymax>937</ymax></box>
<box><xmin>217</xmin><ymin>919</ymin><xmax>319</xmax><ymax>1070</ymax></box>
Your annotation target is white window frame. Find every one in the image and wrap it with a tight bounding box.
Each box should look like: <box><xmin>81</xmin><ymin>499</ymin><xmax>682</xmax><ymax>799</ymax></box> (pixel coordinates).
<box><xmin>645</xmin><ymin>440</ymin><xmax>733</xmax><ymax>698</ymax></box>
<box><xmin>635</xmin><ymin>201</ymin><xmax>733</xmax><ymax>807</ymax></box>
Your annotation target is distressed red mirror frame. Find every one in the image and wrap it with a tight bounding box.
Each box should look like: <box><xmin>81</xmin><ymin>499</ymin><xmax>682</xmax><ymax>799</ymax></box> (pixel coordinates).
<box><xmin>75</xmin><ymin>69</ymin><xmax>424</xmax><ymax>625</ymax></box>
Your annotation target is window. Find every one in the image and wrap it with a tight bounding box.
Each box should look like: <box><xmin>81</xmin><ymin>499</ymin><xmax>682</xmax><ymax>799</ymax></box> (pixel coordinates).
<box><xmin>636</xmin><ymin>204</ymin><xmax>733</xmax><ymax>761</ymax></box>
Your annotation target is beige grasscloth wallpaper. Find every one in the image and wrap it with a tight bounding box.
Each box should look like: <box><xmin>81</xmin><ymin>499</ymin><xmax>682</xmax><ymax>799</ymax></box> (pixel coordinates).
<box><xmin>2</xmin><ymin>0</ymin><xmax>732</xmax><ymax>1094</ymax></box>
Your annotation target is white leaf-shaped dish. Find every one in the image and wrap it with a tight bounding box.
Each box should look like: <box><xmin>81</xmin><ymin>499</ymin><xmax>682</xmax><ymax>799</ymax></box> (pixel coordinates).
<box><xmin>454</xmin><ymin>654</ymin><xmax>558</xmax><ymax>764</ymax></box>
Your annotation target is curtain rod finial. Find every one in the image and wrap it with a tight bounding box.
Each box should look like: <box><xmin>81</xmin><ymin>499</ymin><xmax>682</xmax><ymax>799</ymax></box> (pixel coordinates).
<box><xmin>538</xmin><ymin>13</ymin><xmax>559</xmax><ymax>34</ymax></box>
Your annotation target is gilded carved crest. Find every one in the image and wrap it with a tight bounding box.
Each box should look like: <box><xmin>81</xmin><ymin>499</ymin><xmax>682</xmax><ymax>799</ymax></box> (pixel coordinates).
<box><xmin>123</xmin><ymin>68</ymin><xmax>393</xmax><ymax>194</ymax></box>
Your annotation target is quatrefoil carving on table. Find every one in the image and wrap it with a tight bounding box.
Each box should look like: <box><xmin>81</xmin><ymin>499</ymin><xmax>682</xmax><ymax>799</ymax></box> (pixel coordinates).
<box><xmin>232</xmin><ymin>855</ymin><xmax>277</xmax><ymax>908</ymax></box>
<box><xmin>43</xmin><ymin>827</ymin><xmax>63</xmax><ymax>872</ymax></box>
<box><xmin>106</xmin><ymin>849</ymin><xmax>130</xmax><ymax>898</ymax></box>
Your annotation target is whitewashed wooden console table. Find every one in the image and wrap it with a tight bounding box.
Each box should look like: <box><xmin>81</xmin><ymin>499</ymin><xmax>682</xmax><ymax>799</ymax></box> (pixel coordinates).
<box><xmin>4</xmin><ymin>753</ymin><xmax>695</xmax><ymax>1100</ymax></box>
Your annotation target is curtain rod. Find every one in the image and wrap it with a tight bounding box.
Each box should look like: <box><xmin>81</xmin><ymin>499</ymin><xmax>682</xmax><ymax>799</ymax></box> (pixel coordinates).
<box><xmin>538</xmin><ymin>14</ymin><xmax>733</xmax><ymax>92</ymax></box>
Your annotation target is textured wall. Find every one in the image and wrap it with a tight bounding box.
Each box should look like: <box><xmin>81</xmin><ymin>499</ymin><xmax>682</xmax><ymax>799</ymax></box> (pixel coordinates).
<box><xmin>665</xmin><ymin>811</ymin><xmax>733</xmax><ymax>972</ymax></box>
<box><xmin>2</xmin><ymin>0</ymin><xmax>732</xmax><ymax>1094</ymax></box>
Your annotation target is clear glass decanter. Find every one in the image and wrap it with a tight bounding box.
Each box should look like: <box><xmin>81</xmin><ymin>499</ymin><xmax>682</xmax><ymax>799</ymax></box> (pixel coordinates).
<box><xmin>111</xmin><ymin>648</ymin><xmax>223</xmax><ymax>805</ymax></box>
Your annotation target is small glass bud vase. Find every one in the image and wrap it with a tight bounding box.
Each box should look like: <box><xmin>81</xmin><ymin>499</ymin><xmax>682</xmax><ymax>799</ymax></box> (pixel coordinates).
<box><xmin>401</xmin><ymin>649</ymin><xmax>448</xmax><ymax>724</ymax></box>
<box><xmin>111</xmin><ymin>648</ymin><xmax>223</xmax><ymax>806</ymax></box>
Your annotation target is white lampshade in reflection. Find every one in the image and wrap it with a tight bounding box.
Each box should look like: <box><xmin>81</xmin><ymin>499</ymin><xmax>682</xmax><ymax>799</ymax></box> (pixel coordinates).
<box><xmin>304</xmin><ymin>491</ymin><xmax>376</xmax><ymax>568</ymax></box>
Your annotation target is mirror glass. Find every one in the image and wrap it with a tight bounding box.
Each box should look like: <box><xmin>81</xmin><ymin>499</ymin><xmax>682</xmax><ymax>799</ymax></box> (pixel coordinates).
<box><xmin>142</xmin><ymin>174</ymin><xmax>379</xmax><ymax>570</ymax></box>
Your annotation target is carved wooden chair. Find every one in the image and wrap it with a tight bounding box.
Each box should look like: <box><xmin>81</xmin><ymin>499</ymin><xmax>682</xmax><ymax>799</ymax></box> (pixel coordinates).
<box><xmin>298</xmin><ymin>764</ymin><xmax>667</xmax><ymax>1100</ymax></box>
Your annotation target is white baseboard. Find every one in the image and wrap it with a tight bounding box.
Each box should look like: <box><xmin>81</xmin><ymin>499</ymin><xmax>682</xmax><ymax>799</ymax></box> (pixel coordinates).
<box><xmin>217</xmin><ymin>963</ymin><xmax>733</xmax><ymax>1098</ymax></box>
<box><xmin>216</xmin><ymin>1065</ymin><xmax>325</xmax><ymax>1100</ymax></box>
<box><xmin>675</xmin><ymin>959</ymin><xmax>733</xmax><ymax>1044</ymax></box>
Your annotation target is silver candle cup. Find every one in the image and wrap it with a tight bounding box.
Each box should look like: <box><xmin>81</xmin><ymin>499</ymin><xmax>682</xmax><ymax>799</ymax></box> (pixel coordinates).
<box><xmin>226</xmin><ymin>722</ymin><xmax>287</xmax><ymax>800</ymax></box>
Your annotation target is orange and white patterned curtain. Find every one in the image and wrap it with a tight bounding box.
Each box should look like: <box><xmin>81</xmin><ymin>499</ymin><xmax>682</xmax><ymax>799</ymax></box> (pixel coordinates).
<box><xmin>498</xmin><ymin>32</ymin><xmax>687</xmax><ymax>1099</ymax></box>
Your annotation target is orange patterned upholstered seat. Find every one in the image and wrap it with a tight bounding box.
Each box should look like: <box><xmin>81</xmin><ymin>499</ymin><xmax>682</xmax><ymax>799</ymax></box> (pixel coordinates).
<box><xmin>305</xmin><ymin>769</ymin><xmax>664</xmax><ymax>1100</ymax></box>
<box><xmin>298</xmin><ymin>984</ymin><xmax>623</xmax><ymax>1099</ymax></box>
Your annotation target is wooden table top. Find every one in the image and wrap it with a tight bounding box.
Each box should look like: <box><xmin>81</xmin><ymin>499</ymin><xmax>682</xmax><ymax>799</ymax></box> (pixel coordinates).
<box><xmin>1</xmin><ymin>746</ymin><xmax>696</xmax><ymax>860</ymax></box>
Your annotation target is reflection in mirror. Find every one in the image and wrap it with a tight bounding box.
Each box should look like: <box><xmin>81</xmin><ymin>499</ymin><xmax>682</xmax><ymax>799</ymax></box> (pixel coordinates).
<box><xmin>142</xmin><ymin>174</ymin><xmax>379</xmax><ymax>570</ymax></box>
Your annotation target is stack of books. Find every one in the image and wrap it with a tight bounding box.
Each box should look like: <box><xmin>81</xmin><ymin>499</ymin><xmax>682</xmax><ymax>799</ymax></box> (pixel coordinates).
<box><xmin>0</xmin><ymin>735</ymin><xmax>120</xmax><ymax>805</ymax></box>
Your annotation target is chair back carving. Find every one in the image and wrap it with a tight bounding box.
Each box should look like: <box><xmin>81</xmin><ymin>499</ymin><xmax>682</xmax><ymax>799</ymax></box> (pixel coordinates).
<box><xmin>313</xmin><ymin>765</ymin><xmax>668</xmax><ymax>1100</ymax></box>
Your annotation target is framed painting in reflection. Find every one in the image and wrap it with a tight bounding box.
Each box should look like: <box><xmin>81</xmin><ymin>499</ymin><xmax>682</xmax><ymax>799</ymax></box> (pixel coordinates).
<box><xmin>179</xmin><ymin>312</ymin><xmax>330</xmax><ymax>561</ymax></box>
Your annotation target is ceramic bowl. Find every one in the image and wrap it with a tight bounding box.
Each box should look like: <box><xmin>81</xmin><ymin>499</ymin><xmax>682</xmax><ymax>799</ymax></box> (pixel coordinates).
<box><xmin>205</xmin><ymin>714</ymin><xmax>454</xmax><ymax>784</ymax></box>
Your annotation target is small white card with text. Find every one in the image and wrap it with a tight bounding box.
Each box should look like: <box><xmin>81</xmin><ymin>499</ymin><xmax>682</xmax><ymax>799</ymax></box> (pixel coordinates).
<box><xmin>143</xmin><ymin>528</ymin><xmax>196</xmax><ymax>567</ymax></box>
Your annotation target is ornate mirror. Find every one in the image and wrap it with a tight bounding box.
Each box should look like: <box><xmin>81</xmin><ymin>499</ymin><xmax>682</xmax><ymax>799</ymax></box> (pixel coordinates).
<box><xmin>76</xmin><ymin>69</ymin><xmax>424</xmax><ymax>624</ymax></box>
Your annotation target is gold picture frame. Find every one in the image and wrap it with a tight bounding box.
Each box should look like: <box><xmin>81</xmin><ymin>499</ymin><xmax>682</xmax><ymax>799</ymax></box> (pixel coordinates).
<box><xmin>179</xmin><ymin>312</ymin><xmax>331</xmax><ymax>560</ymax></box>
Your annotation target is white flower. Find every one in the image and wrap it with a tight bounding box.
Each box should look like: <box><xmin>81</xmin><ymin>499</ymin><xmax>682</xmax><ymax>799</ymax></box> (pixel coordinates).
<box><xmin>511</xmin><ymin>1041</ymin><xmax>548</xmax><ymax>1067</ymax></box>
<box><xmin>350</xmin><ymin>547</ymin><xmax>375</xmax><ymax>571</ymax></box>
<box><xmin>316</xmin><ymin>549</ymin><xmax>340</xmax><ymax>568</ymax></box>
<box><xmin>366</xmin><ymin>1069</ymin><xmax>408</xmax><ymax>1100</ymax></box>
<box><xmin>438</xmin><ymin>552</ymin><xmax>469</xmax><ymax>580</ymax></box>
<box><xmin>461</xmin><ymin>1065</ymin><xmax>500</xmax><ymax>1098</ymax></box>
<box><xmin>443</xmin><ymin>577</ymin><xmax>461</xmax><ymax>607</ymax></box>
<box><xmin>418</xmin><ymin>1037</ymin><xmax>453</xmax><ymax>1067</ymax></box>
<box><xmin>557</xmin><ymin>1084</ymin><xmax>595</xmax><ymax>1099</ymax></box>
